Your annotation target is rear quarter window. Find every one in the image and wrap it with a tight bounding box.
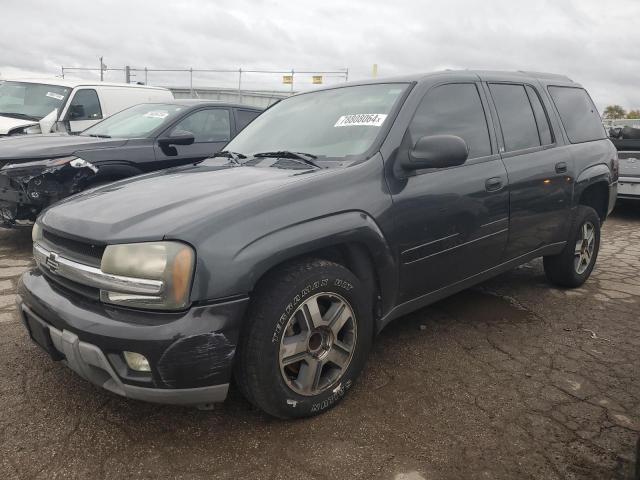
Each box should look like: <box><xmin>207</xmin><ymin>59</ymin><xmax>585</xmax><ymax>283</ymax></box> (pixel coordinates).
<box><xmin>548</xmin><ymin>86</ymin><xmax>605</xmax><ymax>144</ymax></box>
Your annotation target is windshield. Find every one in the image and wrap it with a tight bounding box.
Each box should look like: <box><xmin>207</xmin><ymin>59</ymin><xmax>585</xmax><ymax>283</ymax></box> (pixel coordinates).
<box><xmin>224</xmin><ymin>83</ymin><xmax>409</xmax><ymax>159</ymax></box>
<box><xmin>0</xmin><ymin>81</ymin><xmax>70</xmax><ymax>120</ymax></box>
<box><xmin>81</xmin><ymin>103</ymin><xmax>185</xmax><ymax>138</ymax></box>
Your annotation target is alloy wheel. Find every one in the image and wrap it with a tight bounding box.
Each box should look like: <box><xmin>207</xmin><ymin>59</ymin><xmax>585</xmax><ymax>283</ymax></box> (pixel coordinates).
<box><xmin>278</xmin><ymin>292</ymin><xmax>357</xmax><ymax>396</ymax></box>
<box><xmin>574</xmin><ymin>221</ymin><xmax>595</xmax><ymax>274</ymax></box>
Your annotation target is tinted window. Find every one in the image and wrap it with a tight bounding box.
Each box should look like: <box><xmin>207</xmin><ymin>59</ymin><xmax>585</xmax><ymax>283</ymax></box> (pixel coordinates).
<box><xmin>236</xmin><ymin>109</ymin><xmax>260</xmax><ymax>132</ymax></box>
<box><xmin>171</xmin><ymin>109</ymin><xmax>230</xmax><ymax>143</ymax></box>
<box><xmin>548</xmin><ymin>86</ymin><xmax>605</xmax><ymax>143</ymax></box>
<box><xmin>69</xmin><ymin>89</ymin><xmax>102</xmax><ymax>120</ymax></box>
<box><xmin>409</xmin><ymin>83</ymin><xmax>491</xmax><ymax>159</ymax></box>
<box><xmin>489</xmin><ymin>83</ymin><xmax>540</xmax><ymax>152</ymax></box>
<box><xmin>525</xmin><ymin>86</ymin><xmax>553</xmax><ymax>145</ymax></box>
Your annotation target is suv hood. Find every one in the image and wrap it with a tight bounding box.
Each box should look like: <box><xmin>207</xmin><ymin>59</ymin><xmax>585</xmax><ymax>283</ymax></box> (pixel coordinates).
<box><xmin>40</xmin><ymin>164</ymin><xmax>325</xmax><ymax>242</ymax></box>
<box><xmin>0</xmin><ymin>134</ymin><xmax>128</xmax><ymax>162</ymax></box>
<box><xmin>0</xmin><ymin>115</ymin><xmax>37</xmax><ymax>135</ymax></box>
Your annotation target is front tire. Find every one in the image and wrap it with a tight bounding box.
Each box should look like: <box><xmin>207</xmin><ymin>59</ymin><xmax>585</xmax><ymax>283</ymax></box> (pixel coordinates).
<box><xmin>543</xmin><ymin>205</ymin><xmax>601</xmax><ymax>288</ymax></box>
<box><xmin>235</xmin><ymin>258</ymin><xmax>373</xmax><ymax>419</ymax></box>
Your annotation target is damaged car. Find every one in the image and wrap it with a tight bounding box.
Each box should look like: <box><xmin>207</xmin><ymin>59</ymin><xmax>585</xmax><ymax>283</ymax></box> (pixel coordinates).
<box><xmin>0</xmin><ymin>100</ymin><xmax>262</xmax><ymax>226</ymax></box>
<box><xmin>18</xmin><ymin>71</ymin><xmax>616</xmax><ymax>418</ymax></box>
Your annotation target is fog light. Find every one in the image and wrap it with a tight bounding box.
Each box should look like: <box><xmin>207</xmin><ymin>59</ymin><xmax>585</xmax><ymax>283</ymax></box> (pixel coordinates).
<box><xmin>123</xmin><ymin>351</ymin><xmax>151</xmax><ymax>372</ymax></box>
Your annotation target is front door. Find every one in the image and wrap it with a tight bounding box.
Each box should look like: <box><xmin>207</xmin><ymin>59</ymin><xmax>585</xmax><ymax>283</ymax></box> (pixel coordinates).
<box><xmin>154</xmin><ymin>108</ymin><xmax>231</xmax><ymax>168</ymax></box>
<box><xmin>388</xmin><ymin>82</ymin><xmax>510</xmax><ymax>304</ymax></box>
<box><xmin>65</xmin><ymin>89</ymin><xmax>103</xmax><ymax>133</ymax></box>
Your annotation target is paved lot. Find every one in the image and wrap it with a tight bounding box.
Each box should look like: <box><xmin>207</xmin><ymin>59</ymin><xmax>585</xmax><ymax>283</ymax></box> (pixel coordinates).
<box><xmin>0</xmin><ymin>204</ymin><xmax>639</xmax><ymax>480</ymax></box>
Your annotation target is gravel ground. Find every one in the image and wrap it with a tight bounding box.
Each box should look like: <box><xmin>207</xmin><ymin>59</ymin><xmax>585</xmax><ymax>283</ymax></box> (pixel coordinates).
<box><xmin>0</xmin><ymin>203</ymin><xmax>639</xmax><ymax>480</ymax></box>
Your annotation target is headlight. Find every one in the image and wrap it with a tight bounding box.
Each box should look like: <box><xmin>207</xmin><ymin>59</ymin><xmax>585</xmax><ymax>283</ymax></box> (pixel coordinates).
<box><xmin>2</xmin><ymin>155</ymin><xmax>78</xmax><ymax>171</ymax></box>
<box><xmin>32</xmin><ymin>222</ymin><xmax>42</xmax><ymax>243</ymax></box>
<box><xmin>100</xmin><ymin>241</ymin><xmax>195</xmax><ymax>310</ymax></box>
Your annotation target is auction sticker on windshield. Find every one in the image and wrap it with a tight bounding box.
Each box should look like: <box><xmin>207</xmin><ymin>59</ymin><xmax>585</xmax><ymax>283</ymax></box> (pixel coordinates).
<box><xmin>144</xmin><ymin>110</ymin><xmax>169</xmax><ymax>119</ymax></box>
<box><xmin>46</xmin><ymin>92</ymin><xmax>64</xmax><ymax>101</ymax></box>
<box><xmin>334</xmin><ymin>113</ymin><xmax>387</xmax><ymax>127</ymax></box>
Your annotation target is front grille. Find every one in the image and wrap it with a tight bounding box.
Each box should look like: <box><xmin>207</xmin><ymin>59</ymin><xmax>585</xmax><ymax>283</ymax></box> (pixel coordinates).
<box><xmin>42</xmin><ymin>229</ymin><xmax>105</xmax><ymax>267</ymax></box>
<box><xmin>41</xmin><ymin>267</ymin><xmax>100</xmax><ymax>301</ymax></box>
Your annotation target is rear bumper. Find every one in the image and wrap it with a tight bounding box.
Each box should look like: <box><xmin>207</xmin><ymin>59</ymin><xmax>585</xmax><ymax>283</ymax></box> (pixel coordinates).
<box><xmin>18</xmin><ymin>269</ymin><xmax>249</xmax><ymax>406</ymax></box>
<box><xmin>618</xmin><ymin>176</ymin><xmax>640</xmax><ymax>200</ymax></box>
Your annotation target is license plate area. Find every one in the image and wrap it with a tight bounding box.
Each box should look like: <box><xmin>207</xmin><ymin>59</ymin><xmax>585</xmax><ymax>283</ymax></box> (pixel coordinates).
<box><xmin>22</xmin><ymin>307</ymin><xmax>65</xmax><ymax>361</ymax></box>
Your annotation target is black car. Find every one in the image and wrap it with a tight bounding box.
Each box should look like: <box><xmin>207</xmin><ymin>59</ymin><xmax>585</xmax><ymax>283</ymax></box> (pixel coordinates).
<box><xmin>0</xmin><ymin>100</ymin><xmax>262</xmax><ymax>226</ymax></box>
<box><xmin>19</xmin><ymin>71</ymin><xmax>617</xmax><ymax>418</ymax></box>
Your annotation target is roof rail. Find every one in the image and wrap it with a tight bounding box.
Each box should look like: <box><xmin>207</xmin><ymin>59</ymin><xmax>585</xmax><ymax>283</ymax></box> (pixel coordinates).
<box><xmin>518</xmin><ymin>71</ymin><xmax>573</xmax><ymax>82</ymax></box>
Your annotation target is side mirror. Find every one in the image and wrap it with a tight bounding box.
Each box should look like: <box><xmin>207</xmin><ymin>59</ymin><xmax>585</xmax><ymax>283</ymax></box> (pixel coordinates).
<box><xmin>403</xmin><ymin>135</ymin><xmax>469</xmax><ymax>170</ymax></box>
<box><xmin>68</xmin><ymin>104</ymin><xmax>86</xmax><ymax>120</ymax></box>
<box><xmin>158</xmin><ymin>131</ymin><xmax>195</xmax><ymax>147</ymax></box>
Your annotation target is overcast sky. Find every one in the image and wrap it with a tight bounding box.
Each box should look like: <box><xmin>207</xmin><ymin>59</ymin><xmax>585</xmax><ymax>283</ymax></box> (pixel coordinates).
<box><xmin>1</xmin><ymin>0</ymin><xmax>639</xmax><ymax>110</ymax></box>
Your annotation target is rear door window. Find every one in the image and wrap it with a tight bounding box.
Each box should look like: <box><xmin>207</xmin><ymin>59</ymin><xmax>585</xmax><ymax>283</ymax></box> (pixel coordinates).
<box><xmin>489</xmin><ymin>83</ymin><xmax>540</xmax><ymax>152</ymax></box>
<box><xmin>525</xmin><ymin>86</ymin><xmax>553</xmax><ymax>145</ymax></box>
<box><xmin>235</xmin><ymin>109</ymin><xmax>260</xmax><ymax>132</ymax></box>
<box><xmin>68</xmin><ymin>89</ymin><xmax>103</xmax><ymax>120</ymax></box>
<box><xmin>548</xmin><ymin>86</ymin><xmax>606</xmax><ymax>143</ymax></box>
<box><xmin>409</xmin><ymin>83</ymin><xmax>491</xmax><ymax>160</ymax></box>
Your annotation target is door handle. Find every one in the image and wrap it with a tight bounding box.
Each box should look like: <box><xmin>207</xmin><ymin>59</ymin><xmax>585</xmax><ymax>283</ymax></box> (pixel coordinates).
<box><xmin>555</xmin><ymin>162</ymin><xmax>568</xmax><ymax>173</ymax></box>
<box><xmin>485</xmin><ymin>177</ymin><xmax>503</xmax><ymax>192</ymax></box>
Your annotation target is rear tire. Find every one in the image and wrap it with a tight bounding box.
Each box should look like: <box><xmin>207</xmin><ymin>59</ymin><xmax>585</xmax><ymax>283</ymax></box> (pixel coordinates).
<box><xmin>543</xmin><ymin>206</ymin><xmax>600</xmax><ymax>288</ymax></box>
<box><xmin>235</xmin><ymin>258</ymin><xmax>373</xmax><ymax>419</ymax></box>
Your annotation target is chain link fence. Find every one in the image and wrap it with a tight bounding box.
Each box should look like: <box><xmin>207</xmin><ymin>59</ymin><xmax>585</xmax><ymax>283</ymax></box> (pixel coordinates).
<box><xmin>60</xmin><ymin>65</ymin><xmax>349</xmax><ymax>96</ymax></box>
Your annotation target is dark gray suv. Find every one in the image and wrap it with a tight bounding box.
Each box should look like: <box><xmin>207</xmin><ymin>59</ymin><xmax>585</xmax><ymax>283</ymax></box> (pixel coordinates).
<box><xmin>18</xmin><ymin>71</ymin><xmax>618</xmax><ymax>418</ymax></box>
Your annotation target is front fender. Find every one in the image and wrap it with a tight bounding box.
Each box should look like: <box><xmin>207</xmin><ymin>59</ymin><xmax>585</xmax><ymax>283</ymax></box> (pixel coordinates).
<box><xmin>191</xmin><ymin>211</ymin><xmax>397</xmax><ymax>309</ymax></box>
<box><xmin>90</xmin><ymin>161</ymin><xmax>142</xmax><ymax>180</ymax></box>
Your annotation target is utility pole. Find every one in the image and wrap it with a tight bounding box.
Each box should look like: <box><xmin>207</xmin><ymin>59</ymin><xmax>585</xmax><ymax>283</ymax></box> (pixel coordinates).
<box><xmin>99</xmin><ymin>57</ymin><xmax>106</xmax><ymax>81</ymax></box>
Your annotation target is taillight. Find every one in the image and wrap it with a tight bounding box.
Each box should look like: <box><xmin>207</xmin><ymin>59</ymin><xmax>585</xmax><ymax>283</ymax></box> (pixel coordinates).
<box><xmin>611</xmin><ymin>155</ymin><xmax>619</xmax><ymax>181</ymax></box>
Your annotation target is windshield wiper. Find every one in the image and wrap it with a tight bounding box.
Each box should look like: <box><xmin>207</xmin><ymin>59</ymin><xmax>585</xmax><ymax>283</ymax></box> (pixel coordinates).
<box><xmin>0</xmin><ymin>112</ymin><xmax>40</xmax><ymax>121</ymax></box>
<box><xmin>86</xmin><ymin>133</ymin><xmax>111</xmax><ymax>138</ymax></box>
<box><xmin>253</xmin><ymin>151</ymin><xmax>323</xmax><ymax>169</ymax></box>
<box><xmin>211</xmin><ymin>150</ymin><xmax>247</xmax><ymax>166</ymax></box>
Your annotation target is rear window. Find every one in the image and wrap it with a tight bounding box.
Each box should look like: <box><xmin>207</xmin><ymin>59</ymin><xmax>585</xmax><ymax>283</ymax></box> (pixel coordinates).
<box><xmin>548</xmin><ymin>86</ymin><xmax>605</xmax><ymax>143</ymax></box>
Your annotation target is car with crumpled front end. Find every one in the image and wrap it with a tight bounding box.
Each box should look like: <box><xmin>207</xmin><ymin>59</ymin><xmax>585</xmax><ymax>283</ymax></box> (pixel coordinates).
<box><xmin>0</xmin><ymin>100</ymin><xmax>261</xmax><ymax>226</ymax></box>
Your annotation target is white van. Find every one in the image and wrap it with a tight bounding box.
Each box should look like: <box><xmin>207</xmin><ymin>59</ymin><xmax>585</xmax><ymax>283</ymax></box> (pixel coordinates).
<box><xmin>0</xmin><ymin>79</ymin><xmax>174</xmax><ymax>136</ymax></box>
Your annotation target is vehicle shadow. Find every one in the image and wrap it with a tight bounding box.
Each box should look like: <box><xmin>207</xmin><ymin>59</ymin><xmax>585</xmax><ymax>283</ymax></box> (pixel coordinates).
<box><xmin>611</xmin><ymin>200</ymin><xmax>640</xmax><ymax>222</ymax></box>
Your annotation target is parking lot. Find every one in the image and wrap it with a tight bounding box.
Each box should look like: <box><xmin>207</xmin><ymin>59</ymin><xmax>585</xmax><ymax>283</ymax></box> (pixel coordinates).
<box><xmin>0</xmin><ymin>204</ymin><xmax>637</xmax><ymax>480</ymax></box>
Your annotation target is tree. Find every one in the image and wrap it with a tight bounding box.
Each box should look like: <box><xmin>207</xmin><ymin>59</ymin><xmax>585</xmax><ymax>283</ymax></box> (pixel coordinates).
<box><xmin>627</xmin><ymin>109</ymin><xmax>640</xmax><ymax>119</ymax></box>
<box><xmin>603</xmin><ymin>105</ymin><xmax>627</xmax><ymax>119</ymax></box>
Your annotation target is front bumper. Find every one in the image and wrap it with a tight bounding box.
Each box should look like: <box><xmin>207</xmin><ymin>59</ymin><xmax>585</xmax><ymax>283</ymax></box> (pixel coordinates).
<box><xmin>18</xmin><ymin>269</ymin><xmax>249</xmax><ymax>406</ymax></box>
<box><xmin>618</xmin><ymin>176</ymin><xmax>640</xmax><ymax>200</ymax></box>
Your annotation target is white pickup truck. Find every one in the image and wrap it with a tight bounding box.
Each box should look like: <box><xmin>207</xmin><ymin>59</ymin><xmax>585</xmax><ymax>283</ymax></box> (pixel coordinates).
<box><xmin>0</xmin><ymin>79</ymin><xmax>173</xmax><ymax>136</ymax></box>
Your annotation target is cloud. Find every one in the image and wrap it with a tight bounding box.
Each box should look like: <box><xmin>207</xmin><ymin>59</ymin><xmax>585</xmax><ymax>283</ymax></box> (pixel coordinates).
<box><xmin>1</xmin><ymin>0</ymin><xmax>640</xmax><ymax>109</ymax></box>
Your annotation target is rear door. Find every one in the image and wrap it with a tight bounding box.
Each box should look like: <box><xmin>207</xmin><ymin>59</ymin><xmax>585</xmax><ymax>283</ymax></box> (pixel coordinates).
<box><xmin>154</xmin><ymin>107</ymin><xmax>231</xmax><ymax>168</ymax></box>
<box><xmin>486</xmin><ymin>82</ymin><xmax>573</xmax><ymax>260</ymax></box>
<box><xmin>390</xmin><ymin>82</ymin><xmax>510</xmax><ymax>303</ymax></box>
